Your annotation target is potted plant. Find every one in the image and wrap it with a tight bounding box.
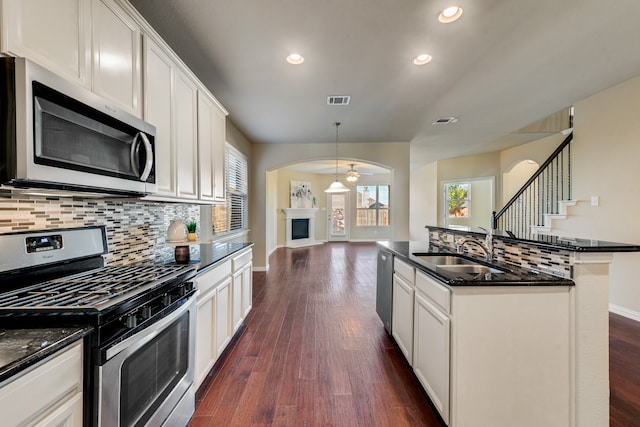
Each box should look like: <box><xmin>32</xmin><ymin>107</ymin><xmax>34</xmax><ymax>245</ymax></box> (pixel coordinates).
<box><xmin>186</xmin><ymin>220</ymin><xmax>197</xmax><ymax>241</ymax></box>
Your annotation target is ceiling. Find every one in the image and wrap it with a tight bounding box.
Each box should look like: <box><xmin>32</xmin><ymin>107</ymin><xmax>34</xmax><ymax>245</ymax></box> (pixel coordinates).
<box><xmin>129</xmin><ymin>0</ymin><xmax>640</xmax><ymax>165</ymax></box>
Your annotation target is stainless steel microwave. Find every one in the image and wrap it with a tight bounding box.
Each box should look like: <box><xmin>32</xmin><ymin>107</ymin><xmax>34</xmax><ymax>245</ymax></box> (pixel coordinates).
<box><xmin>0</xmin><ymin>57</ymin><xmax>157</xmax><ymax>196</ymax></box>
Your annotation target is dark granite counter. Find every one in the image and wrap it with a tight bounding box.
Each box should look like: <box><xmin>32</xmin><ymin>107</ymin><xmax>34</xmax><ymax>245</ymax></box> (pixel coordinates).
<box><xmin>425</xmin><ymin>225</ymin><xmax>640</xmax><ymax>253</ymax></box>
<box><xmin>155</xmin><ymin>242</ymin><xmax>253</xmax><ymax>272</ymax></box>
<box><xmin>378</xmin><ymin>241</ymin><xmax>574</xmax><ymax>287</ymax></box>
<box><xmin>0</xmin><ymin>326</ymin><xmax>91</xmax><ymax>383</ymax></box>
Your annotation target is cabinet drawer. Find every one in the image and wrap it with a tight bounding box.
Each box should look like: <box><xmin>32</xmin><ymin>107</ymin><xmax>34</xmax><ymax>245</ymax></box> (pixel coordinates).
<box><xmin>394</xmin><ymin>258</ymin><xmax>415</xmax><ymax>284</ymax></box>
<box><xmin>416</xmin><ymin>271</ymin><xmax>450</xmax><ymax>314</ymax></box>
<box><xmin>197</xmin><ymin>260</ymin><xmax>232</xmax><ymax>295</ymax></box>
<box><xmin>232</xmin><ymin>249</ymin><xmax>252</xmax><ymax>272</ymax></box>
<box><xmin>0</xmin><ymin>341</ymin><xmax>83</xmax><ymax>426</ymax></box>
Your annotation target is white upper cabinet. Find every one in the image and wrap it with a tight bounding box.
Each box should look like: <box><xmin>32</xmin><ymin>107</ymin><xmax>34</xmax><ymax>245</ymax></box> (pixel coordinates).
<box><xmin>143</xmin><ymin>35</ymin><xmax>176</xmax><ymax>197</ymax></box>
<box><xmin>197</xmin><ymin>89</ymin><xmax>228</xmax><ymax>202</ymax></box>
<box><xmin>90</xmin><ymin>0</ymin><xmax>142</xmax><ymax>117</ymax></box>
<box><xmin>175</xmin><ymin>68</ymin><xmax>199</xmax><ymax>200</ymax></box>
<box><xmin>0</xmin><ymin>0</ymin><xmax>91</xmax><ymax>86</ymax></box>
<box><xmin>1</xmin><ymin>0</ymin><xmax>142</xmax><ymax>117</ymax></box>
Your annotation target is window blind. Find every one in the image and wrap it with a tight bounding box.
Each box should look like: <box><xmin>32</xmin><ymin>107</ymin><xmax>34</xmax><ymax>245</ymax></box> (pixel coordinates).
<box><xmin>212</xmin><ymin>144</ymin><xmax>248</xmax><ymax>235</ymax></box>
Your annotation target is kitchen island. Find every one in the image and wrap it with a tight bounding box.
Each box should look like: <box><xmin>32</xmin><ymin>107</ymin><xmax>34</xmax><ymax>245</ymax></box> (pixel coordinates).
<box><xmin>379</xmin><ymin>228</ymin><xmax>640</xmax><ymax>427</ymax></box>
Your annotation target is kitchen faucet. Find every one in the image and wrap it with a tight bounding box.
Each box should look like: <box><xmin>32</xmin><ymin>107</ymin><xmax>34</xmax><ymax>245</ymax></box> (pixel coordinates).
<box><xmin>456</xmin><ymin>228</ymin><xmax>493</xmax><ymax>262</ymax></box>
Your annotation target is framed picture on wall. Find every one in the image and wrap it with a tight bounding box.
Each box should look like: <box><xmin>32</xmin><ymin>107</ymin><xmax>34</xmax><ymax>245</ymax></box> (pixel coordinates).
<box><xmin>290</xmin><ymin>181</ymin><xmax>313</xmax><ymax>208</ymax></box>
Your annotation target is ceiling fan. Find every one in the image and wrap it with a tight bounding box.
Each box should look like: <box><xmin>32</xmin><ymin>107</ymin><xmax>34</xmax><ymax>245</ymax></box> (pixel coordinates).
<box><xmin>345</xmin><ymin>164</ymin><xmax>372</xmax><ymax>182</ymax></box>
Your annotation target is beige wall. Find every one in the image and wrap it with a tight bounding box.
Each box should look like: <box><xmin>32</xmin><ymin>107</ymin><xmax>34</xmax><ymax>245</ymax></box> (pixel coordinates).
<box><xmin>250</xmin><ymin>142</ymin><xmax>410</xmax><ymax>269</ymax></box>
<box><xmin>548</xmin><ymin>75</ymin><xmax>640</xmax><ymax>316</ymax></box>
<box><xmin>499</xmin><ymin>132</ymin><xmax>564</xmax><ymax>205</ymax></box>
<box><xmin>444</xmin><ymin>178</ymin><xmax>494</xmax><ymax>230</ymax></box>
<box><xmin>409</xmin><ymin>161</ymin><xmax>438</xmax><ymax>240</ymax></box>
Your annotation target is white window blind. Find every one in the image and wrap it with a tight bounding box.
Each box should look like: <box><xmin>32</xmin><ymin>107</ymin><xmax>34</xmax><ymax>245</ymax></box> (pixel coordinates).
<box><xmin>212</xmin><ymin>144</ymin><xmax>248</xmax><ymax>235</ymax></box>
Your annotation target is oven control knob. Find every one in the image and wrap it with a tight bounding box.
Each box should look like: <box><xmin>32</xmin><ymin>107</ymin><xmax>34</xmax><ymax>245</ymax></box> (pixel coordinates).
<box><xmin>124</xmin><ymin>313</ymin><xmax>137</xmax><ymax>329</ymax></box>
<box><xmin>161</xmin><ymin>293</ymin><xmax>172</xmax><ymax>306</ymax></box>
<box><xmin>140</xmin><ymin>306</ymin><xmax>152</xmax><ymax>319</ymax></box>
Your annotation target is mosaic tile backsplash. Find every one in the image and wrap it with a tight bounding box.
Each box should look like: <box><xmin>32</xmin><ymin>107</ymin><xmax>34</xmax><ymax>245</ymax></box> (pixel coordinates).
<box><xmin>0</xmin><ymin>193</ymin><xmax>200</xmax><ymax>266</ymax></box>
<box><xmin>428</xmin><ymin>228</ymin><xmax>573</xmax><ymax>278</ymax></box>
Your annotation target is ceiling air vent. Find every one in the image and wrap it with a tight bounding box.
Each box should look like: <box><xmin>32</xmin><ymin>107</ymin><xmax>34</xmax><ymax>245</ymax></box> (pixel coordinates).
<box><xmin>433</xmin><ymin>117</ymin><xmax>458</xmax><ymax>125</ymax></box>
<box><xmin>327</xmin><ymin>95</ymin><xmax>351</xmax><ymax>106</ymax></box>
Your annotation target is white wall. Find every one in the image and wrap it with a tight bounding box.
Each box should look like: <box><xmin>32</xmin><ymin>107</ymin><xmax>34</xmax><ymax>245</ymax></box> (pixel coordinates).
<box><xmin>251</xmin><ymin>142</ymin><xmax>410</xmax><ymax>269</ymax></box>
<box><xmin>549</xmin><ymin>75</ymin><xmax>640</xmax><ymax>317</ymax></box>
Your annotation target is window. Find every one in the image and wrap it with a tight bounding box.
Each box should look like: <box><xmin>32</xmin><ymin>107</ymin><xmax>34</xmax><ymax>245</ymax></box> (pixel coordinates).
<box><xmin>356</xmin><ymin>185</ymin><xmax>390</xmax><ymax>226</ymax></box>
<box><xmin>212</xmin><ymin>144</ymin><xmax>248</xmax><ymax>235</ymax></box>
<box><xmin>446</xmin><ymin>183</ymin><xmax>470</xmax><ymax>218</ymax></box>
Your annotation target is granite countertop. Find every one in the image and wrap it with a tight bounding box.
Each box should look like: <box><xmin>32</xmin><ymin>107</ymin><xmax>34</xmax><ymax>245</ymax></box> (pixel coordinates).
<box><xmin>0</xmin><ymin>326</ymin><xmax>91</xmax><ymax>384</ymax></box>
<box><xmin>155</xmin><ymin>241</ymin><xmax>253</xmax><ymax>272</ymax></box>
<box><xmin>378</xmin><ymin>241</ymin><xmax>575</xmax><ymax>287</ymax></box>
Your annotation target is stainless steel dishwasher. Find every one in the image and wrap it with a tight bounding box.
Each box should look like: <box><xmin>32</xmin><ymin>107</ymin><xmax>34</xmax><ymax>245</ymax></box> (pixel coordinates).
<box><xmin>376</xmin><ymin>247</ymin><xmax>394</xmax><ymax>334</ymax></box>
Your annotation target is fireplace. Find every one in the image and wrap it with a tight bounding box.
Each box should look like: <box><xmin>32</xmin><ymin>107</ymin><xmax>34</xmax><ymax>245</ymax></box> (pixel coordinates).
<box><xmin>282</xmin><ymin>208</ymin><xmax>320</xmax><ymax>248</ymax></box>
<box><xmin>291</xmin><ymin>218</ymin><xmax>310</xmax><ymax>240</ymax></box>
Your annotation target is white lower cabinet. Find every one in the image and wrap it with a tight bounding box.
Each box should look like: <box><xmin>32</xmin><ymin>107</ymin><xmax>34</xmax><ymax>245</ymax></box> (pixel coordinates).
<box><xmin>413</xmin><ymin>272</ymin><xmax>450</xmax><ymax>425</ymax></box>
<box><xmin>194</xmin><ymin>259</ymin><xmax>230</xmax><ymax>389</ymax></box>
<box><xmin>194</xmin><ymin>247</ymin><xmax>253</xmax><ymax>390</ymax></box>
<box><xmin>231</xmin><ymin>248</ymin><xmax>253</xmax><ymax>333</ymax></box>
<box><xmin>392</xmin><ymin>273</ymin><xmax>414</xmax><ymax>364</ymax></box>
<box><xmin>0</xmin><ymin>340</ymin><xmax>83</xmax><ymax>427</ymax></box>
<box><xmin>397</xmin><ymin>265</ymin><xmax>573</xmax><ymax>427</ymax></box>
<box><xmin>215</xmin><ymin>277</ymin><xmax>232</xmax><ymax>356</ymax></box>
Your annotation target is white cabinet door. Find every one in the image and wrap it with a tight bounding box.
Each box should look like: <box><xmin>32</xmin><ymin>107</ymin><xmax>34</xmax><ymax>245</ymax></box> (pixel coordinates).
<box><xmin>175</xmin><ymin>68</ymin><xmax>199</xmax><ymax>200</ymax></box>
<box><xmin>33</xmin><ymin>392</ymin><xmax>83</xmax><ymax>427</ymax></box>
<box><xmin>0</xmin><ymin>341</ymin><xmax>83</xmax><ymax>426</ymax></box>
<box><xmin>143</xmin><ymin>35</ymin><xmax>176</xmax><ymax>197</ymax></box>
<box><xmin>211</xmin><ymin>103</ymin><xmax>226</xmax><ymax>201</ymax></box>
<box><xmin>0</xmin><ymin>0</ymin><xmax>91</xmax><ymax>86</ymax></box>
<box><xmin>232</xmin><ymin>270</ymin><xmax>243</xmax><ymax>332</ymax></box>
<box><xmin>414</xmin><ymin>291</ymin><xmax>450</xmax><ymax>425</ymax></box>
<box><xmin>392</xmin><ymin>273</ymin><xmax>414</xmax><ymax>364</ymax></box>
<box><xmin>241</xmin><ymin>263</ymin><xmax>252</xmax><ymax>317</ymax></box>
<box><xmin>197</xmin><ymin>89</ymin><xmax>227</xmax><ymax>202</ymax></box>
<box><xmin>194</xmin><ymin>288</ymin><xmax>216</xmax><ymax>389</ymax></box>
<box><xmin>215</xmin><ymin>277</ymin><xmax>232</xmax><ymax>356</ymax></box>
<box><xmin>91</xmin><ymin>0</ymin><xmax>141</xmax><ymax>116</ymax></box>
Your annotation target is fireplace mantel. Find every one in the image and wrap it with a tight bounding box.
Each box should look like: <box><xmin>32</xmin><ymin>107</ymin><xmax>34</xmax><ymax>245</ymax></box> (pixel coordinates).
<box><xmin>282</xmin><ymin>208</ymin><xmax>321</xmax><ymax>248</ymax></box>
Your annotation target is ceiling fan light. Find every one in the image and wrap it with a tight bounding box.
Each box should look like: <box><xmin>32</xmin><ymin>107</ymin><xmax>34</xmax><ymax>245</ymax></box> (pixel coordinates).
<box><xmin>346</xmin><ymin>174</ymin><xmax>358</xmax><ymax>182</ymax></box>
<box><xmin>325</xmin><ymin>180</ymin><xmax>350</xmax><ymax>192</ymax></box>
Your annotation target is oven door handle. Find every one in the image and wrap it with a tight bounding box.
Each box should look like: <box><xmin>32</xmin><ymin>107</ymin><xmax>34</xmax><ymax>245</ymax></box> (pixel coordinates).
<box><xmin>105</xmin><ymin>295</ymin><xmax>194</xmax><ymax>361</ymax></box>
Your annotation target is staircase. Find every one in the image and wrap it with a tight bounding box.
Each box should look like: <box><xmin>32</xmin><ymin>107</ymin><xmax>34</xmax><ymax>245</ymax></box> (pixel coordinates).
<box><xmin>492</xmin><ymin>130</ymin><xmax>574</xmax><ymax>239</ymax></box>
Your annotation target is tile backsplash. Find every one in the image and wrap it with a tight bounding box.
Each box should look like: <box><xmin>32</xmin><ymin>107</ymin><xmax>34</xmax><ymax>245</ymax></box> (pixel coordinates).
<box><xmin>428</xmin><ymin>228</ymin><xmax>573</xmax><ymax>278</ymax></box>
<box><xmin>0</xmin><ymin>192</ymin><xmax>200</xmax><ymax>266</ymax></box>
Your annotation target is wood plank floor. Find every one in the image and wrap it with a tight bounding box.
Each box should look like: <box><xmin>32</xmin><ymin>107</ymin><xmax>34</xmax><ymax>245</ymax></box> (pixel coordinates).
<box><xmin>190</xmin><ymin>242</ymin><xmax>640</xmax><ymax>426</ymax></box>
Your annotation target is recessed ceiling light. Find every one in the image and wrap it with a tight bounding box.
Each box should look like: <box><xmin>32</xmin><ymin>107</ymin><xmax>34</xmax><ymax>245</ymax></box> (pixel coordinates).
<box><xmin>286</xmin><ymin>53</ymin><xmax>304</xmax><ymax>65</ymax></box>
<box><xmin>413</xmin><ymin>54</ymin><xmax>432</xmax><ymax>65</ymax></box>
<box><xmin>438</xmin><ymin>6</ymin><xmax>463</xmax><ymax>23</ymax></box>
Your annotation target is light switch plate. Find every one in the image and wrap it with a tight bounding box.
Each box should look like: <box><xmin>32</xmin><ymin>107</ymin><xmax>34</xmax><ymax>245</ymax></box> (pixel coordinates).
<box><xmin>591</xmin><ymin>196</ymin><xmax>599</xmax><ymax>207</ymax></box>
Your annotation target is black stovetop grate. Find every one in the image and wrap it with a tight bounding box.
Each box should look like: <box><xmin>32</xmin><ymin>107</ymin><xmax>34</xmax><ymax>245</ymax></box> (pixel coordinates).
<box><xmin>0</xmin><ymin>264</ymin><xmax>195</xmax><ymax>312</ymax></box>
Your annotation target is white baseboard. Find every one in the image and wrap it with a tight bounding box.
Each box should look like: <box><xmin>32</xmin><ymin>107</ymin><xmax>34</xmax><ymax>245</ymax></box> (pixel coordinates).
<box><xmin>253</xmin><ymin>265</ymin><xmax>268</xmax><ymax>272</ymax></box>
<box><xmin>609</xmin><ymin>303</ymin><xmax>640</xmax><ymax>323</ymax></box>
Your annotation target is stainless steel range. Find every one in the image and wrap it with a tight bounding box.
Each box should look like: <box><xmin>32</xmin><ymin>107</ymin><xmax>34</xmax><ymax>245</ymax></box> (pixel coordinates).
<box><xmin>0</xmin><ymin>226</ymin><xmax>197</xmax><ymax>427</ymax></box>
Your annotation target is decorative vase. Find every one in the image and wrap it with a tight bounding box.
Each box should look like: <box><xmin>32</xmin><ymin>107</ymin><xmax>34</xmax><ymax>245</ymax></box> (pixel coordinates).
<box><xmin>168</xmin><ymin>219</ymin><xmax>186</xmax><ymax>242</ymax></box>
<box><xmin>187</xmin><ymin>232</ymin><xmax>197</xmax><ymax>241</ymax></box>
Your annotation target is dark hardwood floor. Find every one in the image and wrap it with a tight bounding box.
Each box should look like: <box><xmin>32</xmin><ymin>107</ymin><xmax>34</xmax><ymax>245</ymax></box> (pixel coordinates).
<box><xmin>190</xmin><ymin>242</ymin><xmax>640</xmax><ymax>426</ymax></box>
<box><xmin>610</xmin><ymin>312</ymin><xmax>640</xmax><ymax>426</ymax></box>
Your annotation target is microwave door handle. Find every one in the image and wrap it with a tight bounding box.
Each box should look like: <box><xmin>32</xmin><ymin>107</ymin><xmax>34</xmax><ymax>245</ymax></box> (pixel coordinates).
<box><xmin>130</xmin><ymin>132</ymin><xmax>154</xmax><ymax>181</ymax></box>
<box><xmin>138</xmin><ymin>132</ymin><xmax>154</xmax><ymax>181</ymax></box>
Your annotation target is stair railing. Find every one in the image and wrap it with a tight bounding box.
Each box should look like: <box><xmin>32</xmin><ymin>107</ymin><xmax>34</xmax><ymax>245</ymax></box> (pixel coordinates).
<box><xmin>492</xmin><ymin>131</ymin><xmax>573</xmax><ymax>239</ymax></box>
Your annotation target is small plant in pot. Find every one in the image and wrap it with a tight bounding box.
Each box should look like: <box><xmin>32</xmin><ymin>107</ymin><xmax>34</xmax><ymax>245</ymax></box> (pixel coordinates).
<box><xmin>186</xmin><ymin>220</ymin><xmax>197</xmax><ymax>241</ymax></box>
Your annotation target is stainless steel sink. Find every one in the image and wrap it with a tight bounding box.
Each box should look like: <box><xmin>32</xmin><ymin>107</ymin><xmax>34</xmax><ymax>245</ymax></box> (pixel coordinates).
<box><xmin>436</xmin><ymin>264</ymin><xmax>505</xmax><ymax>274</ymax></box>
<box><xmin>412</xmin><ymin>254</ymin><xmax>476</xmax><ymax>265</ymax></box>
